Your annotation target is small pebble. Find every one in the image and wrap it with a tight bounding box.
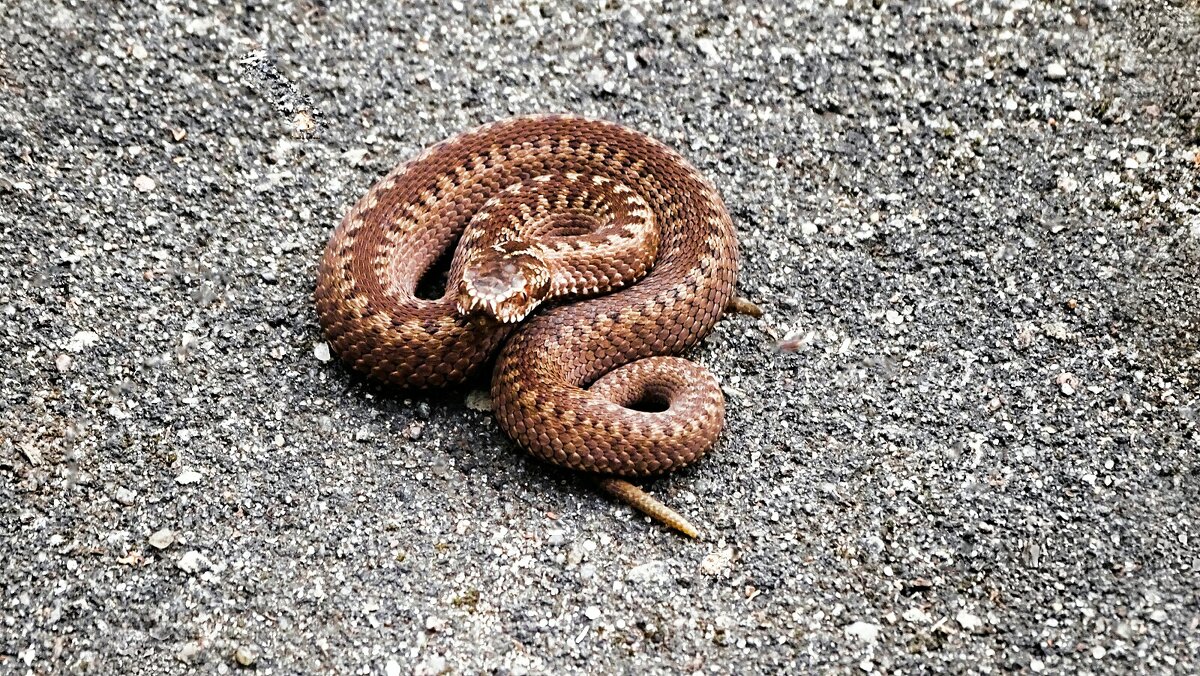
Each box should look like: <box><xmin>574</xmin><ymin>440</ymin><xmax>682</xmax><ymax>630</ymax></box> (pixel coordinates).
<box><xmin>1056</xmin><ymin>372</ymin><xmax>1080</xmax><ymax>396</ymax></box>
<box><xmin>148</xmin><ymin>529</ymin><xmax>174</xmax><ymax>549</ymax></box>
<box><xmin>313</xmin><ymin>342</ymin><xmax>331</xmax><ymax>362</ymax></box>
<box><xmin>903</xmin><ymin>607</ymin><xmax>931</xmax><ymax>623</ymax></box>
<box><xmin>415</xmin><ymin>655</ymin><xmax>447</xmax><ymax>676</ymax></box>
<box><xmin>233</xmin><ymin>645</ymin><xmax>258</xmax><ymax>667</ymax></box>
<box><xmin>177</xmin><ymin>641</ymin><xmax>203</xmax><ymax>663</ymax></box>
<box><xmin>696</xmin><ymin>37</ymin><xmax>718</xmax><ymax>61</ymax></box>
<box><xmin>844</xmin><ymin>621</ymin><xmax>881</xmax><ymax>644</ymax></box>
<box><xmin>403</xmin><ymin>421</ymin><xmax>424</xmax><ymax>440</ymax></box>
<box><xmin>133</xmin><ymin>175</ymin><xmax>156</xmax><ymax>192</ymax></box>
<box><xmin>956</xmin><ymin>610</ymin><xmax>983</xmax><ymax>632</ymax></box>
<box><xmin>627</xmin><ymin>560</ymin><xmax>669</xmax><ymax>584</ymax></box>
<box><xmin>465</xmin><ymin>390</ymin><xmax>492</xmax><ymax>411</ymax></box>
<box><xmin>67</xmin><ymin>330</ymin><xmax>99</xmax><ymax>352</ymax></box>
<box><xmin>176</xmin><ymin>469</ymin><xmax>202</xmax><ymax>485</ymax></box>
<box><xmin>584</xmin><ymin>606</ymin><xmax>601</xmax><ymax>620</ymax></box>
<box><xmin>18</xmin><ymin>442</ymin><xmax>43</xmax><ymax>466</ymax></box>
<box><xmin>1046</xmin><ymin>62</ymin><xmax>1067</xmax><ymax>80</ymax></box>
<box><xmin>701</xmin><ymin>548</ymin><xmax>734</xmax><ymax>575</ymax></box>
<box><xmin>176</xmin><ymin>550</ymin><xmax>209</xmax><ymax>573</ymax></box>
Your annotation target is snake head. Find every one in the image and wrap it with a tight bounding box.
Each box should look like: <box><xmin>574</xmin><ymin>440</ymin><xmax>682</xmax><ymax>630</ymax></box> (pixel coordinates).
<box><xmin>457</xmin><ymin>242</ymin><xmax>551</xmax><ymax>323</ymax></box>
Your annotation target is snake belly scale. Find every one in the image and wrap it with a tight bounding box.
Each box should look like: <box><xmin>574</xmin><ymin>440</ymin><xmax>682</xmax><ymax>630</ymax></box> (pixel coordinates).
<box><xmin>315</xmin><ymin>114</ymin><xmax>738</xmax><ymax>537</ymax></box>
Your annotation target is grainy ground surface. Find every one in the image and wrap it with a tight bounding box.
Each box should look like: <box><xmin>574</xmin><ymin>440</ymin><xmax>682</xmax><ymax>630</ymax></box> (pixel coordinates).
<box><xmin>2</xmin><ymin>1</ymin><xmax>1198</xmax><ymax>674</ymax></box>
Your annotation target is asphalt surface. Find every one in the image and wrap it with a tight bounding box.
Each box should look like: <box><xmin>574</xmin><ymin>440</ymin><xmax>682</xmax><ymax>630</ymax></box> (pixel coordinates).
<box><xmin>2</xmin><ymin>1</ymin><xmax>1198</xmax><ymax>674</ymax></box>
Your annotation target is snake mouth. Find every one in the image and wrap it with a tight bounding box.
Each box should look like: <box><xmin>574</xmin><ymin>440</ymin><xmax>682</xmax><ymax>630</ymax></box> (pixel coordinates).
<box><xmin>457</xmin><ymin>286</ymin><xmax>537</xmax><ymax>323</ymax></box>
<box><xmin>457</xmin><ymin>243</ymin><xmax>551</xmax><ymax>323</ymax></box>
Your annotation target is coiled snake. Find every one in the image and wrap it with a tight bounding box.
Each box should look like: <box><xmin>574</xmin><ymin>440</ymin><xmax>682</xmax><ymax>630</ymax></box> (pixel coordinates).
<box><xmin>315</xmin><ymin>115</ymin><xmax>754</xmax><ymax>537</ymax></box>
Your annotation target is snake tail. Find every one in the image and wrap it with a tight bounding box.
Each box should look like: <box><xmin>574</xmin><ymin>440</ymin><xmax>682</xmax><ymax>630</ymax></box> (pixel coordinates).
<box><xmin>598</xmin><ymin>478</ymin><xmax>701</xmax><ymax>538</ymax></box>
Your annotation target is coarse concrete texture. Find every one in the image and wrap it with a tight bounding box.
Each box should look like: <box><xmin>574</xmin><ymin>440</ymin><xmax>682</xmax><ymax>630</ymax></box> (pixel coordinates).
<box><xmin>2</xmin><ymin>1</ymin><xmax>1198</xmax><ymax>674</ymax></box>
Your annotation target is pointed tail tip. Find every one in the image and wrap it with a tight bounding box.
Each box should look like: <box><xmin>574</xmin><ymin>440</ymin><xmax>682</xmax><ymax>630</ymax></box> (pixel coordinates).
<box><xmin>676</xmin><ymin>519</ymin><xmax>701</xmax><ymax>540</ymax></box>
<box><xmin>598</xmin><ymin>477</ymin><xmax>703</xmax><ymax>540</ymax></box>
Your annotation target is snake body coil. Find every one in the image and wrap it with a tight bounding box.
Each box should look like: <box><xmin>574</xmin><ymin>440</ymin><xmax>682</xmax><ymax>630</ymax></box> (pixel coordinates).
<box><xmin>315</xmin><ymin>115</ymin><xmax>738</xmax><ymax>536</ymax></box>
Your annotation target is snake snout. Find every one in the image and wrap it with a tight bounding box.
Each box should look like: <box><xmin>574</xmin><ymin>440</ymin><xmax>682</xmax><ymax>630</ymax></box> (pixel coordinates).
<box><xmin>457</xmin><ymin>243</ymin><xmax>551</xmax><ymax>323</ymax></box>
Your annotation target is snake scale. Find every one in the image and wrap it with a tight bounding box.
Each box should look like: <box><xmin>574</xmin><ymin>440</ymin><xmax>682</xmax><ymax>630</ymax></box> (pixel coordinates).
<box><xmin>315</xmin><ymin>114</ymin><xmax>743</xmax><ymax>537</ymax></box>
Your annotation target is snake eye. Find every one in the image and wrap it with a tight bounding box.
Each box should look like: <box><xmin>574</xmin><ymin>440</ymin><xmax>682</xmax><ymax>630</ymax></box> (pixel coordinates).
<box><xmin>457</xmin><ymin>243</ymin><xmax>550</xmax><ymax>323</ymax></box>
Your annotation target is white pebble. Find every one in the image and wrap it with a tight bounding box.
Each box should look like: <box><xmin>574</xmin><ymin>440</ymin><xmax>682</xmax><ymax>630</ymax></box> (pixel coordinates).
<box><xmin>313</xmin><ymin>342</ymin><xmax>331</xmax><ymax>362</ymax></box>
<box><xmin>148</xmin><ymin>528</ymin><xmax>174</xmax><ymax>549</ymax></box>
<box><xmin>403</xmin><ymin>421</ymin><xmax>424</xmax><ymax>440</ymax></box>
<box><xmin>234</xmin><ymin>646</ymin><xmax>258</xmax><ymax>666</ymax></box>
<box><xmin>903</xmin><ymin>607</ymin><xmax>931</xmax><ymax>623</ymax></box>
<box><xmin>176</xmin><ymin>469</ymin><xmax>202</xmax><ymax>485</ymax></box>
<box><xmin>465</xmin><ymin>390</ymin><xmax>493</xmax><ymax>411</ymax></box>
<box><xmin>956</xmin><ymin>610</ymin><xmax>983</xmax><ymax>631</ymax></box>
<box><xmin>133</xmin><ymin>175</ymin><xmax>156</xmax><ymax>192</ymax></box>
<box><xmin>66</xmin><ymin>330</ymin><xmax>99</xmax><ymax>352</ymax></box>
<box><xmin>844</xmin><ymin>621</ymin><xmax>881</xmax><ymax>644</ymax></box>
<box><xmin>627</xmin><ymin>560</ymin><xmax>669</xmax><ymax>584</ymax></box>
<box><xmin>700</xmin><ymin>547</ymin><xmax>734</xmax><ymax>575</ymax></box>
<box><xmin>176</xmin><ymin>550</ymin><xmax>209</xmax><ymax>573</ymax></box>
<box><xmin>177</xmin><ymin>641</ymin><xmax>203</xmax><ymax>663</ymax></box>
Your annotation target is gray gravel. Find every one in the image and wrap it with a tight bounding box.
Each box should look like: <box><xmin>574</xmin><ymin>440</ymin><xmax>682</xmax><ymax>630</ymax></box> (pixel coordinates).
<box><xmin>2</xmin><ymin>1</ymin><xmax>1199</xmax><ymax>674</ymax></box>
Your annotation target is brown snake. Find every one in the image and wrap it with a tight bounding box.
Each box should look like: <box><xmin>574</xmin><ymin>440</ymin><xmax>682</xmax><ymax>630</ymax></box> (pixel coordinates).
<box><xmin>315</xmin><ymin>114</ymin><xmax>747</xmax><ymax>537</ymax></box>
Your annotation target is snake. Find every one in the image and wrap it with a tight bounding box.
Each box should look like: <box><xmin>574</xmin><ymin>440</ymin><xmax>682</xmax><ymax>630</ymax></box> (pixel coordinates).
<box><xmin>314</xmin><ymin>114</ymin><xmax>749</xmax><ymax>537</ymax></box>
